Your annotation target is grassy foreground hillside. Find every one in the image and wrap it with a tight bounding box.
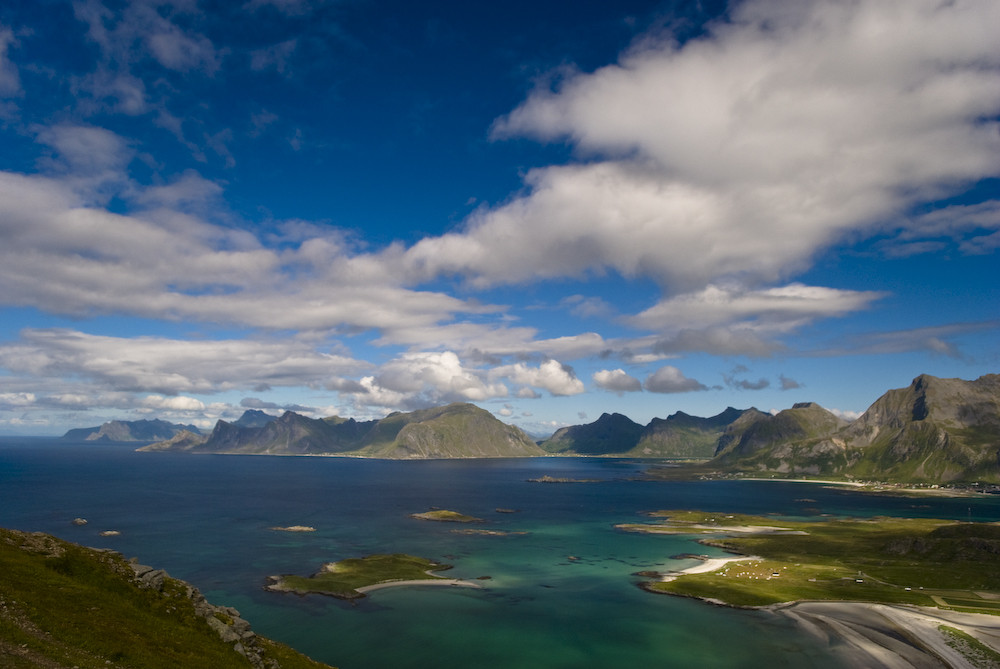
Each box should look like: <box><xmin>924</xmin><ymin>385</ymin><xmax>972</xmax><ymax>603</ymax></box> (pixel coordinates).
<box><xmin>0</xmin><ymin>528</ymin><xmax>333</xmax><ymax>669</ymax></box>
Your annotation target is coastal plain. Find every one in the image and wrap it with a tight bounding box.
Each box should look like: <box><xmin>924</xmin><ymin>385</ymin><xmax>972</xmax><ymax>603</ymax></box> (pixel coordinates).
<box><xmin>625</xmin><ymin>510</ymin><xmax>1000</xmax><ymax>667</ymax></box>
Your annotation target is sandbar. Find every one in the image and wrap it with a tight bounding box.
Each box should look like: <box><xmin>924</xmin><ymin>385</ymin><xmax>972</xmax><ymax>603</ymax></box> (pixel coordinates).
<box><xmin>355</xmin><ymin>578</ymin><xmax>485</xmax><ymax>594</ymax></box>
<box><xmin>770</xmin><ymin>600</ymin><xmax>1000</xmax><ymax>669</ymax></box>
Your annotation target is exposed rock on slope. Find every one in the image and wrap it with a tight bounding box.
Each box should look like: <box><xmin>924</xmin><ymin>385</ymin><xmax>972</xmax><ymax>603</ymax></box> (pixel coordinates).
<box><xmin>0</xmin><ymin>527</ymin><xmax>332</xmax><ymax>668</ymax></box>
<box><xmin>826</xmin><ymin>373</ymin><xmax>1000</xmax><ymax>482</ymax></box>
<box><xmin>713</xmin><ymin>375</ymin><xmax>1000</xmax><ymax>483</ymax></box>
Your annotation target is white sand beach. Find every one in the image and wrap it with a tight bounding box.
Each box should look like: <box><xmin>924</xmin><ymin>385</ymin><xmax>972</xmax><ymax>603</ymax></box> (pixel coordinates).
<box><xmin>772</xmin><ymin>600</ymin><xmax>1000</xmax><ymax>669</ymax></box>
<box><xmin>658</xmin><ymin>555</ymin><xmax>761</xmax><ymax>582</ymax></box>
<box><xmin>355</xmin><ymin>578</ymin><xmax>485</xmax><ymax>594</ymax></box>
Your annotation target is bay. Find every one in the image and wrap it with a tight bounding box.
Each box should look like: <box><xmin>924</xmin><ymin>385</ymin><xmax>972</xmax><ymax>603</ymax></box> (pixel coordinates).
<box><xmin>3</xmin><ymin>437</ymin><xmax>999</xmax><ymax>668</ymax></box>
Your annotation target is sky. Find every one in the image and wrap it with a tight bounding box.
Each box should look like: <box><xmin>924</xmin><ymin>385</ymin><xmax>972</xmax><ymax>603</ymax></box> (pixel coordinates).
<box><xmin>0</xmin><ymin>0</ymin><xmax>997</xmax><ymax>437</ymax></box>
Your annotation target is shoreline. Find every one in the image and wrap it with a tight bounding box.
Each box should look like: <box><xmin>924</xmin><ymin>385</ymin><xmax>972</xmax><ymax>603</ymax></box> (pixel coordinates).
<box><xmin>355</xmin><ymin>578</ymin><xmax>485</xmax><ymax>594</ymax></box>
<box><xmin>657</xmin><ymin>555</ymin><xmax>761</xmax><ymax>582</ymax></box>
<box><xmin>645</xmin><ymin>554</ymin><xmax>1000</xmax><ymax>667</ymax></box>
<box><xmin>768</xmin><ymin>600</ymin><xmax>1000</xmax><ymax>668</ymax></box>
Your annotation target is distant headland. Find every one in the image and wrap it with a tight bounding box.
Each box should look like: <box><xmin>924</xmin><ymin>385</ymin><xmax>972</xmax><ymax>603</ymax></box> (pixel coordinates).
<box><xmin>57</xmin><ymin>373</ymin><xmax>1000</xmax><ymax>485</ymax></box>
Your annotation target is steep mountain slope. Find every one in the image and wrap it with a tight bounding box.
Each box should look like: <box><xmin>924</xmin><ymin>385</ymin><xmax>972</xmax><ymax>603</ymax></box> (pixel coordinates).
<box><xmin>355</xmin><ymin>403</ymin><xmax>544</xmax><ymax>458</ymax></box>
<box><xmin>713</xmin><ymin>403</ymin><xmax>848</xmax><ymax>466</ymax></box>
<box><xmin>635</xmin><ymin>407</ymin><xmax>748</xmax><ymax>458</ymax></box>
<box><xmin>142</xmin><ymin>403</ymin><xmax>543</xmax><ymax>459</ymax></box>
<box><xmin>540</xmin><ymin>413</ymin><xmax>644</xmax><ymax>455</ymax></box>
<box><xmin>712</xmin><ymin>375</ymin><xmax>1000</xmax><ymax>483</ymax></box>
<box><xmin>63</xmin><ymin>419</ymin><xmax>201</xmax><ymax>442</ymax></box>
<box><xmin>233</xmin><ymin>409</ymin><xmax>277</xmax><ymax>428</ymax></box>
<box><xmin>831</xmin><ymin>373</ymin><xmax>1000</xmax><ymax>482</ymax></box>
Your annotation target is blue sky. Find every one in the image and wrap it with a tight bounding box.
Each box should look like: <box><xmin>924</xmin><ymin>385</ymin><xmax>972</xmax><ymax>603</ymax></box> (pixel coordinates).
<box><xmin>0</xmin><ymin>0</ymin><xmax>997</xmax><ymax>437</ymax></box>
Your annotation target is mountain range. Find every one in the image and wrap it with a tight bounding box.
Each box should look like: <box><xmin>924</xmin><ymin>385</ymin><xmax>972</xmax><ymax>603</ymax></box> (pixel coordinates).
<box><xmin>139</xmin><ymin>402</ymin><xmax>545</xmax><ymax>459</ymax></box>
<box><xmin>62</xmin><ymin>418</ymin><xmax>202</xmax><ymax>442</ymax></box>
<box><xmin>64</xmin><ymin>373</ymin><xmax>1000</xmax><ymax>483</ymax></box>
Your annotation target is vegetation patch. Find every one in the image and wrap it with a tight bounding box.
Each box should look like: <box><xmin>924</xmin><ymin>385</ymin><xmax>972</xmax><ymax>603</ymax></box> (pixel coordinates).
<box><xmin>0</xmin><ymin>527</ymin><xmax>331</xmax><ymax>669</ymax></box>
<box><xmin>939</xmin><ymin>624</ymin><xmax>1000</xmax><ymax>667</ymax></box>
<box><xmin>268</xmin><ymin>554</ymin><xmax>454</xmax><ymax>599</ymax></box>
<box><xmin>631</xmin><ymin>511</ymin><xmax>1000</xmax><ymax>610</ymax></box>
<box><xmin>410</xmin><ymin>509</ymin><xmax>483</xmax><ymax>523</ymax></box>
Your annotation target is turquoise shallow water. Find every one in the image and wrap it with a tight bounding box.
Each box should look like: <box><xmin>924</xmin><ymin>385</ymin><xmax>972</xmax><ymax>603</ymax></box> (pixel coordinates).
<box><xmin>3</xmin><ymin>438</ymin><xmax>999</xmax><ymax>668</ymax></box>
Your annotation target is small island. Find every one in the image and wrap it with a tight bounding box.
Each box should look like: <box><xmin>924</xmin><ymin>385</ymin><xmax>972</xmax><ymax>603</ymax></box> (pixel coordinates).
<box><xmin>266</xmin><ymin>553</ymin><xmax>484</xmax><ymax>600</ymax></box>
<box><xmin>269</xmin><ymin>525</ymin><xmax>316</xmax><ymax>532</ymax></box>
<box><xmin>629</xmin><ymin>510</ymin><xmax>1000</xmax><ymax>666</ymax></box>
<box><xmin>450</xmin><ymin>529</ymin><xmax>529</xmax><ymax>536</ymax></box>
<box><xmin>526</xmin><ymin>475</ymin><xmax>600</xmax><ymax>483</ymax></box>
<box><xmin>410</xmin><ymin>509</ymin><xmax>483</xmax><ymax>523</ymax></box>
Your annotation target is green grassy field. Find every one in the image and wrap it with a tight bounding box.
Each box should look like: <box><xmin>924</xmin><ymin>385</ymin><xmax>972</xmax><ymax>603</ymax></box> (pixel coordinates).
<box><xmin>0</xmin><ymin>528</ymin><xmax>332</xmax><ymax>669</ymax></box>
<box><xmin>273</xmin><ymin>554</ymin><xmax>452</xmax><ymax>598</ymax></box>
<box><xmin>630</xmin><ymin>511</ymin><xmax>1000</xmax><ymax>611</ymax></box>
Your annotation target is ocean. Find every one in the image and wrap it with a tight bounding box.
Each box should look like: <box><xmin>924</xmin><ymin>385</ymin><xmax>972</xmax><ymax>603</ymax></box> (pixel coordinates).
<box><xmin>3</xmin><ymin>437</ymin><xmax>999</xmax><ymax>668</ymax></box>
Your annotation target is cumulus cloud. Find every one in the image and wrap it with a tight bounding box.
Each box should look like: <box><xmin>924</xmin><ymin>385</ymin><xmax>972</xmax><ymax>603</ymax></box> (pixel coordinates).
<box><xmin>0</xmin><ymin>329</ymin><xmax>367</xmax><ymax>395</ymax></box>
<box><xmin>0</xmin><ymin>392</ymin><xmax>36</xmax><ymax>408</ymax></box>
<box><xmin>0</xmin><ymin>168</ymin><xmax>495</xmax><ymax>335</ymax></box>
<box><xmin>363</xmin><ymin>351</ymin><xmax>508</xmax><ymax>406</ymax></box>
<box><xmin>490</xmin><ymin>359</ymin><xmax>585</xmax><ymax>396</ymax></box>
<box><xmin>402</xmin><ymin>0</ymin><xmax>999</xmax><ymax>304</ymax></box>
<box><xmin>139</xmin><ymin>395</ymin><xmax>206</xmax><ymax>411</ymax></box>
<box><xmin>592</xmin><ymin>369</ymin><xmax>642</xmax><ymax>394</ymax></box>
<box><xmin>643</xmin><ymin>366</ymin><xmax>707</xmax><ymax>394</ymax></box>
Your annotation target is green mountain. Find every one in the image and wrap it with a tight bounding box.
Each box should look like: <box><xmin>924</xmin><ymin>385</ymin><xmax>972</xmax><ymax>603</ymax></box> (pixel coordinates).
<box><xmin>712</xmin><ymin>374</ymin><xmax>1000</xmax><ymax>483</ymax></box>
<box><xmin>713</xmin><ymin>403</ymin><xmax>848</xmax><ymax>465</ymax></box>
<box><xmin>540</xmin><ymin>407</ymin><xmax>751</xmax><ymax>458</ymax></box>
<box><xmin>62</xmin><ymin>419</ymin><xmax>202</xmax><ymax>442</ymax></box>
<box><xmin>635</xmin><ymin>407</ymin><xmax>748</xmax><ymax>458</ymax></box>
<box><xmin>141</xmin><ymin>403</ymin><xmax>544</xmax><ymax>459</ymax></box>
<box><xmin>541</xmin><ymin>413</ymin><xmax>644</xmax><ymax>454</ymax></box>
<box><xmin>0</xmin><ymin>527</ymin><xmax>332</xmax><ymax>669</ymax></box>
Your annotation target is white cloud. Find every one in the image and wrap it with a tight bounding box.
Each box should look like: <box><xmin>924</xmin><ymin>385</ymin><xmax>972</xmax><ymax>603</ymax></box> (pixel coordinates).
<box><xmin>139</xmin><ymin>395</ymin><xmax>206</xmax><ymax>411</ymax></box>
<box><xmin>592</xmin><ymin>369</ymin><xmax>642</xmax><ymax>394</ymax></box>
<box><xmin>403</xmin><ymin>0</ymin><xmax>999</xmax><ymax>300</ymax></box>
<box><xmin>643</xmin><ymin>366</ymin><xmax>707</xmax><ymax>394</ymax></box>
<box><xmin>0</xmin><ymin>329</ymin><xmax>367</xmax><ymax>395</ymax></box>
<box><xmin>634</xmin><ymin>283</ymin><xmax>884</xmax><ymax>335</ymax></box>
<box><xmin>490</xmin><ymin>359</ymin><xmax>585</xmax><ymax>396</ymax></box>
<box><xmin>0</xmin><ymin>26</ymin><xmax>20</xmax><ymax>97</ymax></box>
<box><xmin>0</xmin><ymin>392</ymin><xmax>36</xmax><ymax>408</ymax></box>
<box><xmin>368</xmin><ymin>351</ymin><xmax>507</xmax><ymax>403</ymax></box>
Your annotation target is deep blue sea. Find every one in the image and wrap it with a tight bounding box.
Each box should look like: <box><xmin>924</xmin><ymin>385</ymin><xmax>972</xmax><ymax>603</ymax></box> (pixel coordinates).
<box><xmin>3</xmin><ymin>437</ymin><xmax>1000</xmax><ymax>668</ymax></box>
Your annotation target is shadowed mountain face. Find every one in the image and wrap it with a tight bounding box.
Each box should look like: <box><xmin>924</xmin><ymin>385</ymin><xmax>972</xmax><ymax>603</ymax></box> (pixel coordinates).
<box><xmin>541</xmin><ymin>413</ymin><xmax>644</xmax><ymax>455</ymax></box>
<box><xmin>711</xmin><ymin>375</ymin><xmax>1000</xmax><ymax>483</ymax></box>
<box><xmin>63</xmin><ymin>419</ymin><xmax>201</xmax><ymax>442</ymax></box>
<box><xmin>541</xmin><ymin>408</ymin><xmax>753</xmax><ymax>458</ymax></box>
<box><xmin>141</xmin><ymin>403</ymin><xmax>544</xmax><ymax>459</ymax></box>
<box><xmin>115</xmin><ymin>373</ymin><xmax>1000</xmax><ymax>481</ymax></box>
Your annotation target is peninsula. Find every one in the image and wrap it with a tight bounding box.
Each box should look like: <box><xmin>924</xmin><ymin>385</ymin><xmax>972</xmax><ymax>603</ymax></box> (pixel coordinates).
<box><xmin>266</xmin><ymin>553</ymin><xmax>484</xmax><ymax>600</ymax></box>
<box><xmin>628</xmin><ymin>511</ymin><xmax>1000</xmax><ymax>666</ymax></box>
